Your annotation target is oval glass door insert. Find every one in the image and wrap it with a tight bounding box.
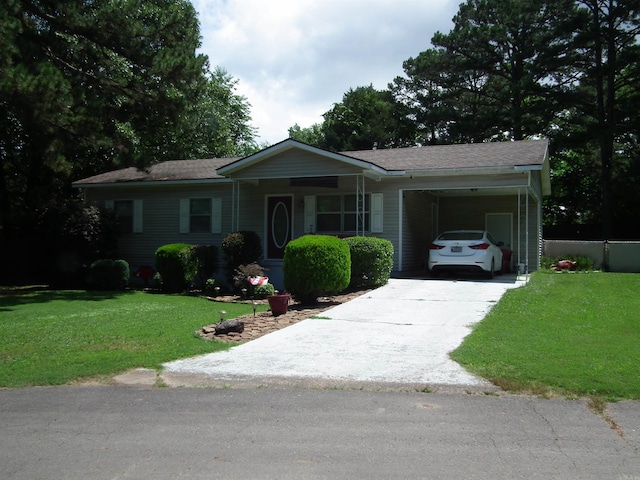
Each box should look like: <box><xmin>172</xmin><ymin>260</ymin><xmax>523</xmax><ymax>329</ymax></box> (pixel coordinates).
<box><xmin>271</xmin><ymin>201</ymin><xmax>290</xmax><ymax>248</ymax></box>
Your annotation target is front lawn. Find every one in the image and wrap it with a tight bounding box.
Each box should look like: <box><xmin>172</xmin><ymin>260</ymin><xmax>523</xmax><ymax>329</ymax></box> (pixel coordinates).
<box><xmin>451</xmin><ymin>272</ymin><xmax>640</xmax><ymax>400</ymax></box>
<box><xmin>0</xmin><ymin>290</ymin><xmax>264</xmax><ymax>388</ymax></box>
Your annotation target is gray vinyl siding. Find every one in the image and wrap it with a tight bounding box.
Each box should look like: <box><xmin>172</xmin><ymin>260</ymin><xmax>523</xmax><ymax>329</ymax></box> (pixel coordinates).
<box><xmin>437</xmin><ymin>194</ymin><xmax>540</xmax><ymax>272</ymax></box>
<box><xmin>80</xmin><ymin>169</ymin><xmax>546</xmax><ymax>277</ymax></box>
<box><xmin>229</xmin><ymin>150</ymin><xmax>363</xmax><ymax>179</ymax></box>
<box><xmin>438</xmin><ymin>196</ymin><xmax>517</xmax><ymax>232</ymax></box>
<box><xmin>401</xmin><ymin>191</ymin><xmax>437</xmax><ymax>271</ymax></box>
<box><xmin>233</xmin><ymin>176</ymin><xmax>387</xmax><ymax>239</ymax></box>
<box><xmin>84</xmin><ymin>183</ymin><xmax>233</xmax><ymax>271</ymax></box>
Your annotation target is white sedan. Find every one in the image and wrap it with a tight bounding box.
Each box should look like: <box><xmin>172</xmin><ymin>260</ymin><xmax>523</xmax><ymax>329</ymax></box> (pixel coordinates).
<box><xmin>428</xmin><ymin>230</ymin><xmax>503</xmax><ymax>278</ymax></box>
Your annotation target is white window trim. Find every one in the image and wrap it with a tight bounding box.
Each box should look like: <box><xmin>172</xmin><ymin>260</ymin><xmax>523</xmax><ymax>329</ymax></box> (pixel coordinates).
<box><xmin>105</xmin><ymin>199</ymin><xmax>143</xmax><ymax>233</ymax></box>
<box><xmin>180</xmin><ymin>198</ymin><xmax>222</xmax><ymax>234</ymax></box>
<box><xmin>305</xmin><ymin>193</ymin><xmax>383</xmax><ymax>234</ymax></box>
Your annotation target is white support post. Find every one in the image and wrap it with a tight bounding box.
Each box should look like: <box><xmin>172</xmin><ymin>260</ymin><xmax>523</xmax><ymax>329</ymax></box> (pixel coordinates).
<box><xmin>356</xmin><ymin>175</ymin><xmax>365</xmax><ymax>236</ymax></box>
<box><xmin>231</xmin><ymin>181</ymin><xmax>240</xmax><ymax>232</ymax></box>
<box><xmin>517</xmin><ymin>189</ymin><xmax>521</xmax><ymax>269</ymax></box>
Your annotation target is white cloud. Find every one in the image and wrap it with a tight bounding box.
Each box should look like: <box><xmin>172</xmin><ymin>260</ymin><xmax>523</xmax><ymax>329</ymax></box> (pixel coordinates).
<box><xmin>192</xmin><ymin>0</ymin><xmax>458</xmax><ymax>144</ymax></box>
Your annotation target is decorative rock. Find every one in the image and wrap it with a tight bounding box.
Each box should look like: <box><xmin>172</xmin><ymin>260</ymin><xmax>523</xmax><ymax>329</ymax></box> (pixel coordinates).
<box><xmin>214</xmin><ymin>319</ymin><xmax>245</xmax><ymax>335</ymax></box>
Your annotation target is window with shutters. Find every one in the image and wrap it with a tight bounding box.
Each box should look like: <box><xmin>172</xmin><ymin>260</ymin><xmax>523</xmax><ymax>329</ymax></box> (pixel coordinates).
<box><xmin>180</xmin><ymin>198</ymin><xmax>222</xmax><ymax>234</ymax></box>
<box><xmin>189</xmin><ymin>198</ymin><xmax>212</xmax><ymax>233</ymax></box>
<box><xmin>114</xmin><ymin>200</ymin><xmax>134</xmax><ymax>233</ymax></box>
<box><xmin>316</xmin><ymin>194</ymin><xmax>370</xmax><ymax>233</ymax></box>
<box><xmin>107</xmin><ymin>199</ymin><xmax>143</xmax><ymax>234</ymax></box>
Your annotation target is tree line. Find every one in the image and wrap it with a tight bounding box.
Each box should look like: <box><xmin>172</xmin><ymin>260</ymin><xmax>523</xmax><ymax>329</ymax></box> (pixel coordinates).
<box><xmin>0</xmin><ymin>0</ymin><xmax>258</xmax><ymax>283</ymax></box>
<box><xmin>290</xmin><ymin>0</ymin><xmax>640</xmax><ymax>240</ymax></box>
<box><xmin>1</xmin><ymin>0</ymin><xmax>638</xmax><ymax>283</ymax></box>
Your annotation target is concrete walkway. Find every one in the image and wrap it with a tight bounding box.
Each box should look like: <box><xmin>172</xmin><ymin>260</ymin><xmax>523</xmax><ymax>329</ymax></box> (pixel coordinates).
<box><xmin>162</xmin><ymin>275</ymin><xmax>527</xmax><ymax>389</ymax></box>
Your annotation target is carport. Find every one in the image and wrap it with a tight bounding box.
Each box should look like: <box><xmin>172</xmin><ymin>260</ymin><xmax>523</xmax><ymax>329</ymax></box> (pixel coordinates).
<box><xmin>397</xmin><ymin>167</ymin><xmax>548</xmax><ymax>275</ymax></box>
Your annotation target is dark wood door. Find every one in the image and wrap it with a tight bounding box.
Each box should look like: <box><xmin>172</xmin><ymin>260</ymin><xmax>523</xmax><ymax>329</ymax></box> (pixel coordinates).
<box><xmin>267</xmin><ymin>196</ymin><xmax>293</xmax><ymax>259</ymax></box>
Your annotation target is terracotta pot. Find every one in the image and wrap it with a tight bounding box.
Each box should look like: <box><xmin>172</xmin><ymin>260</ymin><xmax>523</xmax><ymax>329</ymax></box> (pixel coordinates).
<box><xmin>267</xmin><ymin>294</ymin><xmax>290</xmax><ymax>316</ymax></box>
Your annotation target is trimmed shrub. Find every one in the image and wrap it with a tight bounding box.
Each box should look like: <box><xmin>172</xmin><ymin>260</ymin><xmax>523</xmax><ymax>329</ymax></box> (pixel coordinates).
<box><xmin>232</xmin><ymin>262</ymin><xmax>267</xmax><ymax>292</ymax></box>
<box><xmin>253</xmin><ymin>282</ymin><xmax>276</xmax><ymax>299</ymax></box>
<box><xmin>204</xmin><ymin>278</ymin><xmax>227</xmax><ymax>296</ymax></box>
<box><xmin>193</xmin><ymin>244</ymin><xmax>218</xmax><ymax>289</ymax></box>
<box><xmin>87</xmin><ymin>259</ymin><xmax>130</xmax><ymax>290</ymax></box>
<box><xmin>283</xmin><ymin>235</ymin><xmax>351</xmax><ymax>304</ymax></box>
<box><xmin>345</xmin><ymin>236</ymin><xmax>394</xmax><ymax>288</ymax></box>
<box><xmin>222</xmin><ymin>231</ymin><xmax>263</xmax><ymax>282</ymax></box>
<box><xmin>155</xmin><ymin>243</ymin><xmax>198</xmax><ymax>293</ymax></box>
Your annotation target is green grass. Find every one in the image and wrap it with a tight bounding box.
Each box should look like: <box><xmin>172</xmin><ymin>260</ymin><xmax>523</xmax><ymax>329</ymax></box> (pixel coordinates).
<box><xmin>451</xmin><ymin>272</ymin><xmax>640</xmax><ymax>400</ymax></box>
<box><xmin>0</xmin><ymin>290</ymin><xmax>266</xmax><ymax>388</ymax></box>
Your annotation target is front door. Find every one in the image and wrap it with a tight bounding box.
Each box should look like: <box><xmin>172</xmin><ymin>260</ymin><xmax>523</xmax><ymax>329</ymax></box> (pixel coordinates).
<box><xmin>267</xmin><ymin>196</ymin><xmax>293</xmax><ymax>259</ymax></box>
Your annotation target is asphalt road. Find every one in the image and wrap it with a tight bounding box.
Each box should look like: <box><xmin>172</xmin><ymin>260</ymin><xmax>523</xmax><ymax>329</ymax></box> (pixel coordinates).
<box><xmin>1</xmin><ymin>386</ymin><xmax>638</xmax><ymax>479</ymax></box>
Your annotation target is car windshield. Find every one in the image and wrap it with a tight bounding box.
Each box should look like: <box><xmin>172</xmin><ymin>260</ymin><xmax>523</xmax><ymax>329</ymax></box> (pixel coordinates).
<box><xmin>438</xmin><ymin>231</ymin><xmax>484</xmax><ymax>241</ymax></box>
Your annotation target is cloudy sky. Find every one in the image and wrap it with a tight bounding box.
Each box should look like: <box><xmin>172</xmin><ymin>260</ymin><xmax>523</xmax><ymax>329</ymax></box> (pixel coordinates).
<box><xmin>191</xmin><ymin>0</ymin><xmax>460</xmax><ymax>144</ymax></box>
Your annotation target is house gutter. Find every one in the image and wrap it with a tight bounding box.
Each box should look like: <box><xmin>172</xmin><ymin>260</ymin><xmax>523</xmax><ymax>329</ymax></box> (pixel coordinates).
<box><xmin>402</xmin><ymin>165</ymin><xmax>538</xmax><ymax>177</ymax></box>
<box><xmin>72</xmin><ymin>178</ymin><xmax>233</xmax><ymax>189</ymax></box>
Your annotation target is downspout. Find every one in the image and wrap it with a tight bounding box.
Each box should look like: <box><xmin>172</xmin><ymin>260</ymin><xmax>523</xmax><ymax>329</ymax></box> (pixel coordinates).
<box><xmin>525</xmin><ymin>170</ymin><xmax>531</xmax><ymax>279</ymax></box>
<box><xmin>398</xmin><ymin>189</ymin><xmax>403</xmax><ymax>273</ymax></box>
<box><xmin>526</xmin><ymin>186</ymin><xmax>530</xmax><ymax>277</ymax></box>
<box><xmin>517</xmin><ymin>188</ymin><xmax>522</xmax><ymax>271</ymax></box>
<box><xmin>537</xmin><ymin>178</ymin><xmax>543</xmax><ymax>271</ymax></box>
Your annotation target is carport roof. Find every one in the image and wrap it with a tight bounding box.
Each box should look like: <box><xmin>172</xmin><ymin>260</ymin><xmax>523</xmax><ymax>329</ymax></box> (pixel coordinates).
<box><xmin>346</xmin><ymin>139</ymin><xmax>549</xmax><ymax>172</ymax></box>
<box><xmin>73</xmin><ymin>139</ymin><xmax>549</xmax><ymax>186</ymax></box>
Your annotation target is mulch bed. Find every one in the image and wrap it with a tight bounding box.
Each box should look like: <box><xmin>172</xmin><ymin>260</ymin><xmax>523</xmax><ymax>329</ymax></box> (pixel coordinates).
<box><xmin>198</xmin><ymin>289</ymin><xmax>371</xmax><ymax>344</ymax></box>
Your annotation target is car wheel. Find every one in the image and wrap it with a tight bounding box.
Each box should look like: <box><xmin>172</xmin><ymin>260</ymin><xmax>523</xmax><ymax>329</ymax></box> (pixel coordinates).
<box><xmin>486</xmin><ymin>259</ymin><xmax>495</xmax><ymax>279</ymax></box>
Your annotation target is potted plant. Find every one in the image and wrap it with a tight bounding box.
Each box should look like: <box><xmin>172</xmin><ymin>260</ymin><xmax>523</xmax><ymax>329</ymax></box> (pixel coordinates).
<box><xmin>267</xmin><ymin>292</ymin><xmax>290</xmax><ymax>316</ymax></box>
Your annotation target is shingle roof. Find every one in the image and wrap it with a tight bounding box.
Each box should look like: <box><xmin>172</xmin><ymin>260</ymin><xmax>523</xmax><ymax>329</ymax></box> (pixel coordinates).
<box><xmin>73</xmin><ymin>139</ymin><xmax>548</xmax><ymax>185</ymax></box>
<box><xmin>73</xmin><ymin>158</ymin><xmax>238</xmax><ymax>185</ymax></box>
<box><xmin>346</xmin><ymin>140</ymin><xmax>548</xmax><ymax>171</ymax></box>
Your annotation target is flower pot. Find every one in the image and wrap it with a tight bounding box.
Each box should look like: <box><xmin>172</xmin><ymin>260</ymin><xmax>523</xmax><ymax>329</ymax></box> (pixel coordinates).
<box><xmin>267</xmin><ymin>294</ymin><xmax>290</xmax><ymax>316</ymax></box>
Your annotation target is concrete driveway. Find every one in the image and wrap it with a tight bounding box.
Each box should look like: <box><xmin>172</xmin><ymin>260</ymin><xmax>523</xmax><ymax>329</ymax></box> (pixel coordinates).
<box><xmin>162</xmin><ymin>275</ymin><xmax>527</xmax><ymax>389</ymax></box>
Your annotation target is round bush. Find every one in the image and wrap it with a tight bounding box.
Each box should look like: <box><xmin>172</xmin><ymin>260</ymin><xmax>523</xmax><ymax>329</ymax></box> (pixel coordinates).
<box><xmin>253</xmin><ymin>282</ymin><xmax>275</xmax><ymax>299</ymax></box>
<box><xmin>222</xmin><ymin>231</ymin><xmax>263</xmax><ymax>281</ymax></box>
<box><xmin>283</xmin><ymin>235</ymin><xmax>351</xmax><ymax>304</ymax></box>
<box><xmin>87</xmin><ymin>259</ymin><xmax>130</xmax><ymax>290</ymax></box>
<box><xmin>193</xmin><ymin>244</ymin><xmax>218</xmax><ymax>289</ymax></box>
<box><xmin>155</xmin><ymin>243</ymin><xmax>197</xmax><ymax>293</ymax></box>
<box><xmin>345</xmin><ymin>236</ymin><xmax>394</xmax><ymax>288</ymax></box>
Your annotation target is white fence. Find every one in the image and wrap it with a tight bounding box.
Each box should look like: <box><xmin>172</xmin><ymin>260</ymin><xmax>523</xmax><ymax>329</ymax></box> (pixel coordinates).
<box><xmin>543</xmin><ymin>240</ymin><xmax>640</xmax><ymax>273</ymax></box>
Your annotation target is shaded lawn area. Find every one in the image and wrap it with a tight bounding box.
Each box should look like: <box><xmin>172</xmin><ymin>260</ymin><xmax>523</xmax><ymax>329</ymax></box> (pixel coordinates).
<box><xmin>0</xmin><ymin>290</ymin><xmax>265</xmax><ymax>388</ymax></box>
<box><xmin>451</xmin><ymin>272</ymin><xmax>640</xmax><ymax>400</ymax></box>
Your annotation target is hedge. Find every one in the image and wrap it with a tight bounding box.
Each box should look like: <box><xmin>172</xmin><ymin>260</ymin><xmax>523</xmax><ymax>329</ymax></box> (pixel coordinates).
<box><xmin>283</xmin><ymin>235</ymin><xmax>350</xmax><ymax>304</ymax></box>
<box><xmin>344</xmin><ymin>236</ymin><xmax>394</xmax><ymax>288</ymax></box>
